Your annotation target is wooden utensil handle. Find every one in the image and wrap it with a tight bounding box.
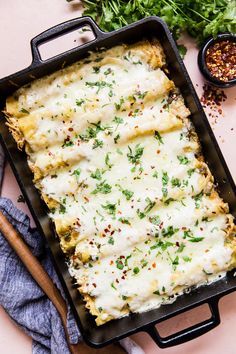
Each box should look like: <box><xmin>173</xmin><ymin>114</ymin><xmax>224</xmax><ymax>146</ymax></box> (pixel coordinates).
<box><xmin>0</xmin><ymin>210</ymin><xmax>78</xmax><ymax>354</ymax></box>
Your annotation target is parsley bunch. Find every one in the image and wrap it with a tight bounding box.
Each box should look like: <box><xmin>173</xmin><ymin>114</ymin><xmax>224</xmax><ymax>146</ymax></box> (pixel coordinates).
<box><xmin>81</xmin><ymin>0</ymin><xmax>236</xmax><ymax>44</ymax></box>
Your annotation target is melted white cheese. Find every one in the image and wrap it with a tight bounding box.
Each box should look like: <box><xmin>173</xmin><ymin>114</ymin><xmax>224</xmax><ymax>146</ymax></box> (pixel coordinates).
<box><xmin>7</xmin><ymin>41</ymin><xmax>235</xmax><ymax>325</ymax></box>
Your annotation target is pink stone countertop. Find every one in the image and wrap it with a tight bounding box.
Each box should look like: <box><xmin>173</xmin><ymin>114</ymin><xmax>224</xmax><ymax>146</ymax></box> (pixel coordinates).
<box><xmin>0</xmin><ymin>1</ymin><xmax>235</xmax><ymax>353</ymax></box>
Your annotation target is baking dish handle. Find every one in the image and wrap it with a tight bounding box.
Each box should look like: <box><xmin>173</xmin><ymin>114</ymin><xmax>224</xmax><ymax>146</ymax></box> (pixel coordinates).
<box><xmin>146</xmin><ymin>299</ymin><xmax>220</xmax><ymax>348</ymax></box>
<box><xmin>30</xmin><ymin>16</ymin><xmax>106</xmax><ymax>64</ymax></box>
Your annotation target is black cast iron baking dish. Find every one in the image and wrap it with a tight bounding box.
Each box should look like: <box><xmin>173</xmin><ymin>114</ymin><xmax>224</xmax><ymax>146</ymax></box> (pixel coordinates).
<box><xmin>0</xmin><ymin>16</ymin><xmax>236</xmax><ymax>349</ymax></box>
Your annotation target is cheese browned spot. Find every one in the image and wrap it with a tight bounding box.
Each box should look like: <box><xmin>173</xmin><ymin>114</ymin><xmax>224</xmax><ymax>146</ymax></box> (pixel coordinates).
<box><xmin>5</xmin><ymin>40</ymin><xmax>236</xmax><ymax>326</ymax></box>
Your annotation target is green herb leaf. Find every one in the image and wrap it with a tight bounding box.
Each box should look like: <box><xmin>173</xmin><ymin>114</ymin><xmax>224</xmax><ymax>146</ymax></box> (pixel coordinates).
<box><xmin>92</xmin><ymin>139</ymin><xmax>104</xmax><ymax>149</ymax></box>
<box><xmin>122</xmin><ymin>189</ymin><xmax>134</xmax><ymax>201</ymax></box>
<box><xmin>127</xmin><ymin>144</ymin><xmax>144</xmax><ymax>165</ymax></box>
<box><xmin>102</xmin><ymin>202</ymin><xmax>116</xmax><ymax>215</ymax></box>
<box><xmin>92</xmin><ymin>180</ymin><xmax>112</xmax><ymax>194</ymax></box>
<box><xmin>108</xmin><ymin>237</ymin><xmax>114</xmax><ymax>245</ymax></box>
<box><xmin>90</xmin><ymin>168</ymin><xmax>103</xmax><ymax>180</ymax></box>
<box><xmin>133</xmin><ymin>267</ymin><xmax>140</xmax><ymax>274</ymax></box>
<box><xmin>76</xmin><ymin>98</ymin><xmax>85</xmax><ymax>106</ymax></box>
<box><xmin>177</xmin><ymin>155</ymin><xmax>190</xmax><ymax>165</ymax></box>
<box><xmin>105</xmin><ymin>152</ymin><xmax>113</xmax><ymax>169</ymax></box>
<box><xmin>154</xmin><ymin>131</ymin><xmax>164</xmax><ymax>145</ymax></box>
<box><xmin>20</xmin><ymin>108</ymin><xmax>30</xmax><ymax>114</ymax></box>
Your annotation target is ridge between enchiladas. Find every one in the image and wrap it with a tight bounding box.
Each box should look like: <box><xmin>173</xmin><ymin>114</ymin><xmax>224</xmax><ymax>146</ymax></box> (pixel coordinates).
<box><xmin>5</xmin><ymin>40</ymin><xmax>236</xmax><ymax>326</ymax></box>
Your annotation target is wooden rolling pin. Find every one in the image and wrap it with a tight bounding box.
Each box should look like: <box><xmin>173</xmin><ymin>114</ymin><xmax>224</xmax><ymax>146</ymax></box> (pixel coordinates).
<box><xmin>0</xmin><ymin>210</ymin><xmax>124</xmax><ymax>354</ymax></box>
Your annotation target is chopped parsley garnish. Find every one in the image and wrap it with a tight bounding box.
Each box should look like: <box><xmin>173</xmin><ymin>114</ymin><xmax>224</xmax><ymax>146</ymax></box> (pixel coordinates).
<box><xmin>102</xmin><ymin>202</ymin><xmax>116</xmax><ymax>216</ymax></box>
<box><xmin>62</xmin><ymin>139</ymin><xmax>74</xmax><ymax>147</ymax></box>
<box><xmin>90</xmin><ymin>168</ymin><xmax>103</xmax><ymax>180</ymax></box>
<box><xmin>59</xmin><ymin>204</ymin><xmax>66</xmax><ymax>214</ymax></box>
<box><xmin>118</xmin><ymin>217</ymin><xmax>131</xmax><ymax>225</ymax></box>
<box><xmin>92</xmin><ymin>180</ymin><xmax>112</xmax><ymax>194</ymax></box>
<box><xmin>20</xmin><ymin>108</ymin><xmax>30</xmax><ymax>114</ymax></box>
<box><xmin>162</xmin><ymin>171</ymin><xmax>169</xmax><ymax>186</ymax></box>
<box><xmin>111</xmin><ymin>282</ymin><xmax>117</xmax><ymax>290</ymax></box>
<box><xmin>114</xmin><ymin>133</ymin><xmax>121</xmax><ymax>144</ymax></box>
<box><xmin>141</xmin><ymin>259</ymin><xmax>148</xmax><ymax>268</ymax></box>
<box><xmin>162</xmin><ymin>226</ymin><xmax>179</xmax><ymax>238</ymax></box>
<box><xmin>105</xmin><ymin>152</ymin><xmax>113</xmax><ymax>169</ymax></box>
<box><xmin>172</xmin><ymin>255</ymin><xmax>179</xmax><ymax>265</ymax></box>
<box><xmin>153</xmin><ymin>290</ymin><xmax>160</xmax><ymax>295</ymax></box>
<box><xmin>149</xmin><ymin>215</ymin><xmax>161</xmax><ymax>225</ymax></box>
<box><xmin>92</xmin><ymin>66</ymin><xmax>100</xmax><ymax>73</ymax></box>
<box><xmin>152</xmin><ymin>171</ymin><xmax>158</xmax><ymax>178</ymax></box>
<box><xmin>154</xmin><ymin>131</ymin><xmax>164</xmax><ymax>145</ymax></box>
<box><xmin>116</xmin><ymin>258</ymin><xmax>124</xmax><ymax>270</ymax></box>
<box><xmin>183</xmin><ymin>256</ymin><xmax>192</xmax><ymax>262</ymax></box>
<box><xmin>122</xmin><ymin>189</ymin><xmax>134</xmax><ymax>201</ymax></box>
<box><xmin>183</xmin><ymin>228</ymin><xmax>204</xmax><ymax>242</ymax></box>
<box><xmin>189</xmin><ymin>237</ymin><xmax>204</xmax><ymax>242</ymax></box>
<box><xmin>177</xmin><ymin>243</ymin><xmax>185</xmax><ymax>253</ymax></box>
<box><xmin>135</xmin><ymin>90</ymin><xmax>148</xmax><ymax>100</ymax></box>
<box><xmin>113</xmin><ymin>116</ymin><xmax>124</xmax><ymax>129</ymax></box>
<box><xmin>124</xmin><ymin>254</ymin><xmax>131</xmax><ymax>267</ymax></box>
<box><xmin>187</xmin><ymin>168</ymin><xmax>196</xmax><ymax>177</ymax></box>
<box><xmin>164</xmin><ymin>197</ymin><xmax>176</xmax><ymax>205</ymax></box>
<box><xmin>79</xmin><ymin>121</ymin><xmax>109</xmax><ymax>141</ymax></box>
<box><xmin>115</xmin><ymin>97</ymin><xmax>125</xmax><ymax>110</ymax></box>
<box><xmin>133</xmin><ymin>267</ymin><xmax>140</xmax><ymax>274</ymax></box>
<box><xmin>202</xmin><ymin>216</ymin><xmax>212</xmax><ymax>222</ymax></box>
<box><xmin>127</xmin><ymin>144</ymin><xmax>144</xmax><ymax>165</ymax></box>
<box><xmin>85</xmin><ymin>80</ymin><xmax>113</xmax><ymax>94</ymax></box>
<box><xmin>193</xmin><ymin>191</ymin><xmax>203</xmax><ymax>209</ymax></box>
<box><xmin>75</xmin><ymin>98</ymin><xmax>85</xmax><ymax>106</ymax></box>
<box><xmin>92</xmin><ymin>139</ymin><xmax>104</xmax><ymax>149</ymax></box>
<box><xmin>108</xmin><ymin>237</ymin><xmax>114</xmax><ymax>245</ymax></box>
<box><xmin>162</xmin><ymin>187</ymin><xmax>168</xmax><ymax>198</ymax></box>
<box><xmin>137</xmin><ymin>197</ymin><xmax>156</xmax><ymax>219</ymax></box>
<box><xmin>104</xmin><ymin>67</ymin><xmax>112</xmax><ymax>75</ymax></box>
<box><xmin>171</xmin><ymin>177</ymin><xmax>181</xmax><ymax>187</ymax></box>
<box><xmin>177</xmin><ymin>155</ymin><xmax>190</xmax><ymax>165</ymax></box>
<box><xmin>72</xmin><ymin>168</ymin><xmax>81</xmax><ymax>179</ymax></box>
<box><xmin>151</xmin><ymin>240</ymin><xmax>173</xmax><ymax>251</ymax></box>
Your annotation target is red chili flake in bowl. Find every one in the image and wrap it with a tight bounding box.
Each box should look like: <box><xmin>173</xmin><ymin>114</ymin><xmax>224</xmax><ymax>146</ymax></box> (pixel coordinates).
<box><xmin>205</xmin><ymin>40</ymin><xmax>236</xmax><ymax>82</ymax></box>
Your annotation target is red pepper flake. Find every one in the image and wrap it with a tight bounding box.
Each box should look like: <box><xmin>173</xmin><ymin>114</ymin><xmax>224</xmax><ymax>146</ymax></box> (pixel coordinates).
<box><xmin>152</xmin><ymin>262</ymin><xmax>156</xmax><ymax>268</ymax></box>
<box><xmin>104</xmin><ymin>228</ymin><xmax>109</xmax><ymax>233</ymax></box>
<box><xmin>111</xmin><ymin>230</ymin><xmax>115</xmax><ymax>235</ymax></box>
<box><xmin>68</xmin><ymin>127</ymin><xmax>74</xmax><ymax>132</ymax></box>
<box><xmin>159</xmin><ymin>222</ymin><xmax>164</xmax><ymax>229</ymax></box>
<box><xmin>84</xmin><ymin>196</ymin><xmax>89</xmax><ymax>202</ymax></box>
<box><xmin>121</xmin><ymin>275</ymin><xmax>125</xmax><ymax>280</ymax></box>
<box><xmin>110</xmin><ymin>260</ymin><xmax>114</xmax><ymax>265</ymax></box>
<box><xmin>200</xmin><ymin>84</ymin><xmax>227</xmax><ymax>122</ymax></box>
<box><xmin>92</xmin><ymin>283</ymin><xmax>97</xmax><ymax>288</ymax></box>
<box><xmin>206</xmin><ymin>40</ymin><xmax>236</xmax><ymax>82</ymax></box>
<box><xmin>156</xmin><ymin>150</ymin><xmax>160</xmax><ymax>154</ymax></box>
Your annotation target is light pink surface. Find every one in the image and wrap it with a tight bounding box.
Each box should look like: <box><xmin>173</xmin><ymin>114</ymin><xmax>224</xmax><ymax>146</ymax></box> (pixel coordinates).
<box><xmin>0</xmin><ymin>1</ymin><xmax>235</xmax><ymax>353</ymax></box>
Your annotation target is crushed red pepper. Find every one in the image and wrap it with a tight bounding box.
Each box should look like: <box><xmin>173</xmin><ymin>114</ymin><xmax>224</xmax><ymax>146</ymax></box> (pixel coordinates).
<box><xmin>200</xmin><ymin>84</ymin><xmax>227</xmax><ymax>124</ymax></box>
<box><xmin>206</xmin><ymin>40</ymin><xmax>236</xmax><ymax>82</ymax></box>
